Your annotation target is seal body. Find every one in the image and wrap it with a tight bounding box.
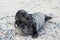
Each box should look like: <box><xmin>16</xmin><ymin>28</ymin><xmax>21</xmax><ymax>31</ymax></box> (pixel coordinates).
<box><xmin>31</xmin><ymin>13</ymin><xmax>45</xmax><ymax>31</ymax></box>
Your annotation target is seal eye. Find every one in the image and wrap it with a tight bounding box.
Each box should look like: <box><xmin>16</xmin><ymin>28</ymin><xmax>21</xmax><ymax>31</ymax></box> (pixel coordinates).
<box><xmin>22</xmin><ymin>13</ymin><xmax>25</xmax><ymax>16</ymax></box>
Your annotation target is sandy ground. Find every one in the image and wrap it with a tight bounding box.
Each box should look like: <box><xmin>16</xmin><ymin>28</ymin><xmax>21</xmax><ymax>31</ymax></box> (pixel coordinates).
<box><xmin>0</xmin><ymin>0</ymin><xmax>60</xmax><ymax>40</ymax></box>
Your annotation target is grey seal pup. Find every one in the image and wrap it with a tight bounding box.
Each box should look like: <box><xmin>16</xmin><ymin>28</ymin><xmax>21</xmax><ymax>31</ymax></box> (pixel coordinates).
<box><xmin>14</xmin><ymin>10</ymin><xmax>52</xmax><ymax>38</ymax></box>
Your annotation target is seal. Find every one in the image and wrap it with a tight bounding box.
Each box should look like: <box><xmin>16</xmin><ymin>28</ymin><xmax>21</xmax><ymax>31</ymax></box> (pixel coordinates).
<box><xmin>14</xmin><ymin>10</ymin><xmax>52</xmax><ymax>38</ymax></box>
